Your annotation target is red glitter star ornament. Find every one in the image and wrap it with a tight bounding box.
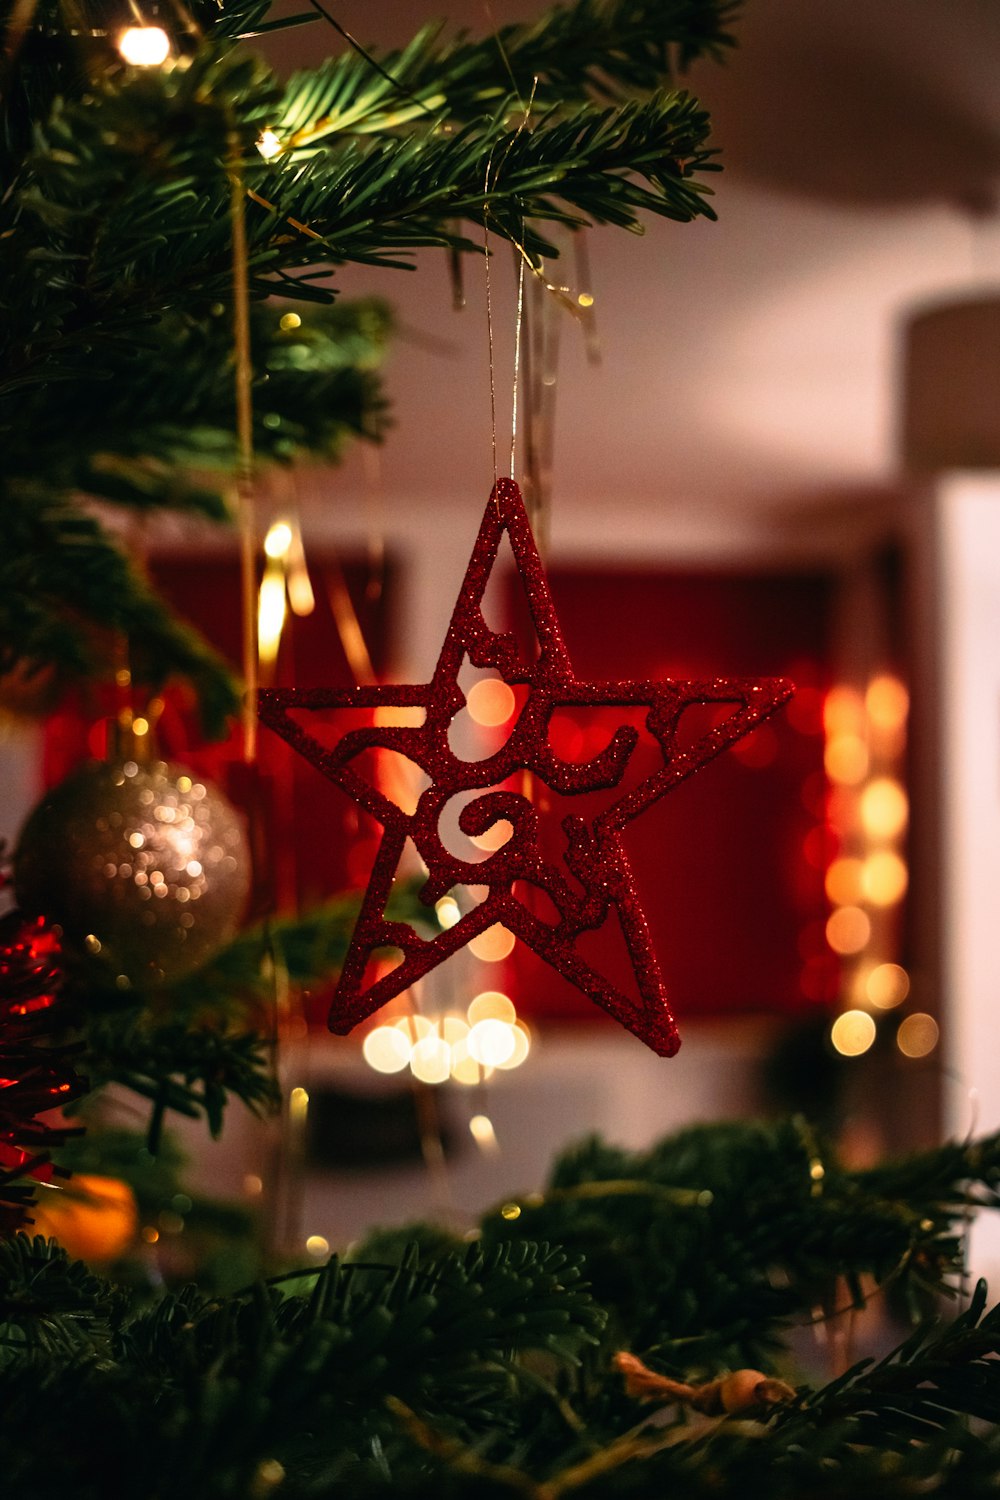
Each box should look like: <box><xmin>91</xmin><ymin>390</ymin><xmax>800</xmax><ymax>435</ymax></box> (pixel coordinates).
<box><xmin>259</xmin><ymin>479</ymin><xmax>792</xmax><ymax>1057</ymax></box>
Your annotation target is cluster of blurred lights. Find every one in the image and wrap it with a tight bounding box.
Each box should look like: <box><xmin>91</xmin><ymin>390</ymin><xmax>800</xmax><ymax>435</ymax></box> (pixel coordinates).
<box><xmin>362</xmin><ymin>993</ymin><xmax>530</xmax><ymax>1085</ymax></box>
<box><xmin>817</xmin><ymin>675</ymin><xmax>936</xmax><ymax>1061</ymax></box>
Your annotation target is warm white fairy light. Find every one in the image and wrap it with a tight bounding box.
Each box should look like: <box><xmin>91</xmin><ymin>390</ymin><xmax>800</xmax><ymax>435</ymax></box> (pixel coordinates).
<box><xmin>410</xmin><ymin>1033</ymin><xmax>451</xmax><ymax>1085</ymax></box>
<box><xmin>359</xmin><ymin>999</ymin><xmax>530</xmax><ymax>1086</ymax></box>
<box><xmin>362</xmin><ymin>1026</ymin><xmax>410</xmax><ymax>1074</ymax></box>
<box><xmin>256</xmin><ymin>129</ymin><xmax>283</xmax><ymax>160</ymax></box>
<box><xmin>467</xmin><ymin>991</ymin><xmax>516</xmax><ymax>1026</ymax></box>
<box><xmin>495</xmin><ymin>1020</ymin><xmax>531</xmax><ymax>1070</ymax></box>
<box><xmin>435</xmin><ymin>896</ymin><xmax>461</xmax><ymax>929</ymax></box>
<box><xmin>469</xmin><ymin>1114</ymin><xmax>499</xmax><ymax>1151</ymax></box>
<box><xmin>257</xmin><ymin>569</ymin><xmax>287</xmax><ymax>665</ymax></box>
<box><xmin>118</xmin><ymin>25</ymin><xmax>170</xmax><ymax>65</ymax></box>
<box><xmin>263</xmin><ymin>520</ymin><xmax>293</xmax><ymax>559</ymax></box>
<box><xmin>830</xmin><ymin>1010</ymin><xmax>876</xmax><ymax>1057</ymax></box>
<box><xmin>467</xmin><ymin>1018</ymin><xmax>516</xmax><ymax>1068</ymax></box>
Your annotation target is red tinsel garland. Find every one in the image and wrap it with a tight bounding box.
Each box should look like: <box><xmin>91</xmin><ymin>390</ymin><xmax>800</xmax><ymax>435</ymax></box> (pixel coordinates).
<box><xmin>0</xmin><ymin>909</ymin><xmax>86</xmax><ymax>1236</ymax></box>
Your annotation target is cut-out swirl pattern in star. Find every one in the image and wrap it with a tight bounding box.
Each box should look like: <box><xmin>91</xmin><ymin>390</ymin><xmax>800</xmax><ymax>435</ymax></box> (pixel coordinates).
<box><xmin>258</xmin><ymin>479</ymin><xmax>793</xmax><ymax>1057</ymax></box>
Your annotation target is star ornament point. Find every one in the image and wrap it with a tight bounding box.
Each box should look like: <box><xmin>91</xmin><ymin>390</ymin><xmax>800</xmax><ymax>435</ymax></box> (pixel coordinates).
<box><xmin>259</xmin><ymin>479</ymin><xmax>793</xmax><ymax>1056</ymax></box>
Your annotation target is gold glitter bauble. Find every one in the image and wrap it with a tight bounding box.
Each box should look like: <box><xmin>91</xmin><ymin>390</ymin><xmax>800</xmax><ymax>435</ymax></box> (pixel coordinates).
<box><xmin>14</xmin><ymin>758</ymin><xmax>251</xmax><ymax>984</ymax></box>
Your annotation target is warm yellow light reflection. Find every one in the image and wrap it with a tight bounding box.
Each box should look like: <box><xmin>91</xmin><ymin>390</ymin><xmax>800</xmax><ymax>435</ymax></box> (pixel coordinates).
<box><xmin>823</xmin><ymin>686</ymin><xmax>864</xmax><ymax>736</ymax></box>
<box><xmin>469</xmin><ymin>924</ymin><xmax>516</xmax><ymax>962</ymax></box>
<box><xmin>393</xmin><ymin>1015</ymin><xmax>432</xmax><ymax>1043</ymax></box>
<box><xmin>826</xmin><ymin>906</ymin><xmax>871</xmax><ymax>955</ymax></box>
<box><xmin>467</xmin><ymin>1019</ymin><xmax>516</xmax><ymax>1067</ymax></box>
<box><xmin>289</xmin><ymin>1086</ymin><xmax>309</xmax><ymax>1123</ymax></box>
<box><xmin>256</xmin><ymin>128</ymin><xmax>283</xmax><ymax>160</ymax></box>
<box><xmin>469</xmin><ymin>1113</ymin><xmax>499</xmax><ymax>1150</ymax></box>
<box><xmin>867</xmin><ymin>962</ymin><xmax>910</xmax><ymax>1009</ymax></box>
<box><xmin>410</xmin><ymin>1035</ymin><xmax>451</xmax><ymax>1084</ymax></box>
<box><xmin>468</xmin><ymin>991</ymin><xmax>516</xmax><ymax>1026</ymax></box>
<box><xmin>830</xmin><ymin>1009</ymin><xmax>877</xmax><ymax>1057</ymax></box>
<box><xmin>861</xmin><ymin>850</ymin><xmax>908</xmax><ymax>906</ymax></box>
<box><xmin>362</xmin><ymin>1026</ymin><xmax>410</xmax><ymax>1074</ymax></box>
<box><xmin>825</xmin><ymin>857</ymin><xmax>863</xmax><ymax>906</ymax></box>
<box><xmin>264</xmin><ymin>521</ymin><xmax>293</xmax><ymax>559</ymax></box>
<box><xmin>118</xmin><ymin>25</ymin><xmax>170</xmax><ymax>65</ymax></box>
<box><xmin>824</xmin><ymin>735</ymin><xmax>869</xmax><ymax>785</ymax></box>
<box><xmin>859</xmin><ymin>778</ymin><xmax>908</xmax><ymax>840</ymax></box>
<box><xmin>449</xmin><ymin>1038</ymin><xmax>485</xmax><ymax>1085</ymax></box>
<box><xmin>897</xmin><ymin>1012</ymin><xmax>939</xmax><ymax>1058</ymax></box>
<box><xmin>279</xmin><ymin>312</ymin><xmax>302</xmax><ymax>332</ymax></box>
<box><xmin>257</xmin><ymin>569</ymin><xmax>287</xmax><ymax>664</ymax></box>
<box><xmin>495</xmin><ymin>1021</ymin><xmax>530</xmax><ymax>1070</ymax></box>
<box><xmin>865</xmin><ymin>675</ymin><xmax>909</xmax><ymax>731</ymax></box>
<box><xmin>441</xmin><ymin>1015</ymin><xmax>469</xmax><ymax>1046</ymax></box>
<box><xmin>305</xmin><ymin>1234</ymin><xmax>330</xmax><ymax>1257</ymax></box>
<box><xmin>466</xmin><ymin>679</ymin><xmax>516</xmax><ymax>727</ymax></box>
<box><xmin>469</xmin><ymin>818</ymin><xmax>514</xmax><ymax>852</ymax></box>
<box><xmin>435</xmin><ymin>896</ymin><xmax>462</xmax><ymax>929</ymax></box>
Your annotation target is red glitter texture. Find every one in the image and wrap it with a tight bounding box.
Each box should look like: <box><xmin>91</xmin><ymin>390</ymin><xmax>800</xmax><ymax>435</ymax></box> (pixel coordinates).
<box><xmin>0</xmin><ymin>912</ymin><xmax>86</xmax><ymax>1235</ymax></box>
<box><xmin>259</xmin><ymin>479</ymin><xmax>793</xmax><ymax>1056</ymax></box>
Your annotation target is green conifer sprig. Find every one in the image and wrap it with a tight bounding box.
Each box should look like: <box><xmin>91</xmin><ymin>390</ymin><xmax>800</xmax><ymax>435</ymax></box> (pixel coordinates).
<box><xmin>0</xmin><ymin>0</ymin><xmax>730</xmax><ymax>724</ymax></box>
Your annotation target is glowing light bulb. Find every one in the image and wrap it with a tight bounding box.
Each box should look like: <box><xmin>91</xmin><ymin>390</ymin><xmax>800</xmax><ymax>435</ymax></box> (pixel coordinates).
<box><xmin>826</xmin><ymin>906</ymin><xmax>871</xmax><ymax>955</ymax></box>
<box><xmin>305</xmin><ymin>1234</ymin><xmax>330</xmax><ymax>1257</ymax></box>
<box><xmin>435</xmin><ymin>896</ymin><xmax>461</xmax><ymax>929</ymax></box>
<box><xmin>467</xmin><ymin>991</ymin><xmax>516</xmax><ymax>1026</ymax></box>
<box><xmin>830</xmin><ymin>1010</ymin><xmax>876</xmax><ymax>1057</ymax></box>
<box><xmin>410</xmin><ymin>1034</ymin><xmax>451</xmax><ymax>1085</ymax></box>
<box><xmin>264</xmin><ymin>521</ymin><xmax>293</xmax><ymax>559</ymax></box>
<box><xmin>495</xmin><ymin>1021</ymin><xmax>530</xmax><ymax>1070</ymax></box>
<box><xmin>860</xmin><ymin>850</ymin><xmax>908</xmax><ymax>906</ymax></box>
<box><xmin>362</xmin><ymin>1026</ymin><xmax>410</xmax><ymax>1074</ymax></box>
<box><xmin>469</xmin><ymin>1114</ymin><xmax>499</xmax><ymax>1150</ymax></box>
<box><xmin>467</xmin><ymin>1019</ymin><xmax>516</xmax><ymax>1067</ymax></box>
<box><xmin>256</xmin><ymin>129</ymin><xmax>283</xmax><ymax>160</ymax></box>
<box><xmin>469</xmin><ymin>924</ymin><xmax>515</xmax><ymax>962</ymax></box>
<box><xmin>279</xmin><ymin>312</ymin><xmax>302</xmax><ymax>332</ymax></box>
<box><xmin>466</xmin><ymin>678</ymin><xmax>516</xmax><ymax>727</ymax></box>
<box><xmin>824</xmin><ymin>857</ymin><xmax>863</xmax><ymax>906</ymax></box>
<box><xmin>865</xmin><ymin>675</ymin><xmax>909</xmax><ymax>731</ymax></box>
<box><xmin>118</xmin><ymin>25</ymin><xmax>170</xmax><ymax>65</ymax></box>
<box><xmin>824</xmin><ymin>735</ymin><xmax>868</xmax><ymax>785</ymax></box>
<box><xmin>449</xmin><ymin>1038</ymin><xmax>482</xmax><ymax>1084</ymax></box>
<box><xmin>257</xmin><ymin>569</ymin><xmax>287</xmax><ymax>664</ymax></box>
<box><xmin>859</xmin><ymin>779</ymin><xmax>908</xmax><ymax>840</ymax></box>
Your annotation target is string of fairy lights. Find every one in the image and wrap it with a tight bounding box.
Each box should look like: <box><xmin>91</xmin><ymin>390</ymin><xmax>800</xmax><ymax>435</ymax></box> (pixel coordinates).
<box><xmin>819</xmin><ymin>674</ymin><xmax>937</xmax><ymax>1062</ymax></box>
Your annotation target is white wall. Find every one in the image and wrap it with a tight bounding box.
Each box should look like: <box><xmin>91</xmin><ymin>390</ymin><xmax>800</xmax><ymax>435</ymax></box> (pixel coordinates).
<box><xmin>938</xmin><ymin>474</ymin><xmax>1000</xmax><ymax>1286</ymax></box>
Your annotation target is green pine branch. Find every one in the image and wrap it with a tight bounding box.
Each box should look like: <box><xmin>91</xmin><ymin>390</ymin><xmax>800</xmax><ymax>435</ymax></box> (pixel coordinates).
<box><xmin>275</xmin><ymin>0</ymin><xmax>739</xmax><ymax>148</ymax></box>
<box><xmin>3</xmin><ymin>1122</ymin><xmax>1000</xmax><ymax>1496</ymax></box>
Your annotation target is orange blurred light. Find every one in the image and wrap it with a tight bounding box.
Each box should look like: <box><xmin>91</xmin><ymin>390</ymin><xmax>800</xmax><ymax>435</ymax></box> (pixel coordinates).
<box><xmin>466</xmin><ymin>679</ymin><xmax>516</xmax><ymax>727</ymax></box>
<box><xmin>469</xmin><ymin>924</ymin><xmax>516</xmax><ymax>962</ymax></box>
<box><xmin>826</xmin><ymin>906</ymin><xmax>871</xmax><ymax>955</ymax></box>
<box><xmin>865</xmin><ymin>675</ymin><xmax>909</xmax><ymax>731</ymax></box>
<box><xmin>830</xmin><ymin>1010</ymin><xmax>876</xmax><ymax>1057</ymax></box>
<box><xmin>860</xmin><ymin>850</ymin><xmax>908</xmax><ymax>906</ymax></box>
<box><xmin>824</xmin><ymin>734</ymin><xmax>869</xmax><ymax>785</ymax></box>
<box><xmin>866</xmin><ymin>962</ymin><xmax>910</xmax><ymax>1009</ymax></box>
<box><xmin>823</xmin><ymin>686</ymin><xmax>864</xmax><ymax>736</ymax></box>
<box><xmin>859</xmin><ymin>779</ymin><xmax>908</xmax><ymax>840</ymax></box>
<box><xmin>825</xmin><ymin>857</ymin><xmax>863</xmax><ymax>906</ymax></box>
